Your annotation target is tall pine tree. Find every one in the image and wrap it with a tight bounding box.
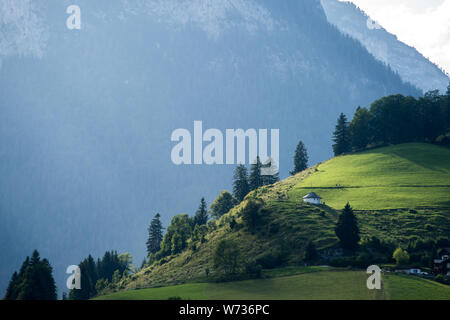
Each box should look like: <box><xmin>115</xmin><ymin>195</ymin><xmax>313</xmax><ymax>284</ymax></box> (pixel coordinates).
<box><xmin>233</xmin><ymin>164</ymin><xmax>249</xmax><ymax>202</ymax></box>
<box><xmin>445</xmin><ymin>82</ymin><xmax>450</xmax><ymax>131</ymax></box>
<box><xmin>335</xmin><ymin>203</ymin><xmax>360</xmax><ymax>253</ymax></box>
<box><xmin>4</xmin><ymin>272</ymin><xmax>19</xmax><ymax>300</ymax></box>
<box><xmin>249</xmin><ymin>156</ymin><xmax>263</xmax><ymax>191</ymax></box>
<box><xmin>290</xmin><ymin>140</ymin><xmax>308</xmax><ymax>175</ymax></box>
<box><xmin>261</xmin><ymin>158</ymin><xmax>280</xmax><ymax>185</ymax></box>
<box><xmin>194</xmin><ymin>197</ymin><xmax>209</xmax><ymax>226</ymax></box>
<box><xmin>4</xmin><ymin>250</ymin><xmax>57</xmax><ymax>300</ymax></box>
<box><xmin>146</xmin><ymin>213</ymin><xmax>164</xmax><ymax>256</ymax></box>
<box><xmin>332</xmin><ymin>113</ymin><xmax>351</xmax><ymax>156</ymax></box>
<box><xmin>349</xmin><ymin>107</ymin><xmax>372</xmax><ymax>150</ymax></box>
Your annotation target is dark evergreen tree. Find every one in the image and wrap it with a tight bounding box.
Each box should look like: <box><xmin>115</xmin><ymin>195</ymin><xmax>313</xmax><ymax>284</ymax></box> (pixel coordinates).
<box><xmin>304</xmin><ymin>241</ymin><xmax>318</xmax><ymax>262</ymax></box>
<box><xmin>444</xmin><ymin>83</ymin><xmax>450</xmax><ymax>130</ymax></box>
<box><xmin>146</xmin><ymin>213</ymin><xmax>164</xmax><ymax>256</ymax></box>
<box><xmin>262</xmin><ymin>170</ymin><xmax>279</xmax><ymax>186</ymax></box>
<box><xmin>69</xmin><ymin>255</ymin><xmax>98</xmax><ymax>300</ymax></box>
<box><xmin>194</xmin><ymin>197</ymin><xmax>209</xmax><ymax>226</ymax></box>
<box><xmin>349</xmin><ymin>106</ymin><xmax>372</xmax><ymax>150</ymax></box>
<box><xmin>290</xmin><ymin>140</ymin><xmax>309</xmax><ymax>175</ymax></box>
<box><xmin>4</xmin><ymin>272</ymin><xmax>19</xmax><ymax>300</ymax></box>
<box><xmin>97</xmin><ymin>250</ymin><xmax>128</xmax><ymax>283</ymax></box>
<box><xmin>18</xmin><ymin>256</ymin><xmax>30</xmax><ymax>277</ymax></box>
<box><xmin>261</xmin><ymin>158</ymin><xmax>280</xmax><ymax>186</ymax></box>
<box><xmin>232</xmin><ymin>164</ymin><xmax>249</xmax><ymax>202</ymax></box>
<box><xmin>335</xmin><ymin>203</ymin><xmax>360</xmax><ymax>253</ymax></box>
<box><xmin>419</xmin><ymin>90</ymin><xmax>445</xmax><ymax>142</ymax></box>
<box><xmin>4</xmin><ymin>250</ymin><xmax>57</xmax><ymax>300</ymax></box>
<box><xmin>332</xmin><ymin>113</ymin><xmax>351</xmax><ymax>156</ymax></box>
<box><xmin>30</xmin><ymin>249</ymin><xmax>40</xmax><ymax>265</ymax></box>
<box><xmin>249</xmin><ymin>156</ymin><xmax>263</xmax><ymax>191</ymax></box>
<box><xmin>69</xmin><ymin>250</ymin><xmax>130</xmax><ymax>300</ymax></box>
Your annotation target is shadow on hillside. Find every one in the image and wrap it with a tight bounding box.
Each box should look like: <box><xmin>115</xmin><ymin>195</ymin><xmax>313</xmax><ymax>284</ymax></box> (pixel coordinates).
<box><xmin>356</xmin><ymin>143</ymin><xmax>449</xmax><ymax>173</ymax></box>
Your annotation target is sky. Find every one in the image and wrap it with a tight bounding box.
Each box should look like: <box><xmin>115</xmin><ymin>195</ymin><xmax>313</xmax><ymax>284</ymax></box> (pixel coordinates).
<box><xmin>339</xmin><ymin>0</ymin><xmax>450</xmax><ymax>75</ymax></box>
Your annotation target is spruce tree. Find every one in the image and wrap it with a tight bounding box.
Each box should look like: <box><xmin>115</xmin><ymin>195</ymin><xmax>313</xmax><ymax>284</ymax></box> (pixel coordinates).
<box><xmin>446</xmin><ymin>82</ymin><xmax>450</xmax><ymax>131</ymax></box>
<box><xmin>146</xmin><ymin>213</ymin><xmax>164</xmax><ymax>256</ymax></box>
<box><xmin>194</xmin><ymin>197</ymin><xmax>208</xmax><ymax>226</ymax></box>
<box><xmin>4</xmin><ymin>250</ymin><xmax>57</xmax><ymax>300</ymax></box>
<box><xmin>332</xmin><ymin>113</ymin><xmax>351</xmax><ymax>156</ymax></box>
<box><xmin>261</xmin><ymin>158</ymin><xmax>279</xmax><ymax>185</ymax></box>
<box><xmin>290</xmin><ymin>140</ymin><xmax>308</xmax><ymax>175</ymax></box>
<box><xmin>249</xmin><ymin>156</ymin><xmax>263</xmax><ymax>191</ymax></box>
<box><xmin>4</xmin><ymin>272</ymin><xmax>19</xmax><ymax>300</ymax></box>
<box><xmin>349</xmin><ymin>107</ymin><xmax>372</xmax><ymax>150</ymax></box>
<box><xmin>233</xmin><ymin>164</ymin><xmax>249</xmax><ymax>202</ymax></box>
<box><xmin>335</xmin><ymin>203</ymin><xmax>360</xmax><ymax>253</ymax></box>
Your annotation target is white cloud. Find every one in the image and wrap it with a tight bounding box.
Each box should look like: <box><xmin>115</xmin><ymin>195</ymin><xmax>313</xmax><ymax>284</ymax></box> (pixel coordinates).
<box><xmin>339</xmin><ymin>0</ymin><xmax>450</xmax><ymax>74</ymax></box>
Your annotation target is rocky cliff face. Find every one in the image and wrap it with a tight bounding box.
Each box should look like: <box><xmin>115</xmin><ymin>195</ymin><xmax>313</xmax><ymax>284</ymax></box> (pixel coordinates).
<box><xmin>321</xmin><ymin>0</ymin><xmax>450</xmax><ymax>93</ymax></box>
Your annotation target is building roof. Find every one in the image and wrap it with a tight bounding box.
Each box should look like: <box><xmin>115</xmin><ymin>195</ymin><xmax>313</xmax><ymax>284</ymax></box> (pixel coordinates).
<box><xmin>303</xmin><ymin>192</ymin><xmax>321</xmax><ymax>199</ymax></box>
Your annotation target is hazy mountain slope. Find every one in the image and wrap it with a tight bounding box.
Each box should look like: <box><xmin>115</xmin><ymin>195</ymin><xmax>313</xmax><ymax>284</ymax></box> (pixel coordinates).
<box><xmin>0</xmin><ymin>0</ymin><xmax>419</xmax><ymax>295</ymax></box>
<box><xmin>321</xmin><ymin>0</ymin><xmax>450</xmax><ymax>93</ymax></box>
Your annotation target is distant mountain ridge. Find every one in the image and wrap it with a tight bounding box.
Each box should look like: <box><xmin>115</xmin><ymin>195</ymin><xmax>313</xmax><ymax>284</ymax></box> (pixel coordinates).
<box><xmin>321</xmin><ymin>0</ymin><xmax>450</xmax><ymax>93</ymax></box>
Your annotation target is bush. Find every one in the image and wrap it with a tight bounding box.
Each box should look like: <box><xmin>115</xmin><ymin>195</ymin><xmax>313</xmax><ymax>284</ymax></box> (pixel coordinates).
<box><xmin>255</xmin><ymin>251</ymin><xmax>285</xmax><ymax>269</ymax></box>
<box><xmin>393</xmin><ymin>248</ymin><xmax>410</xmax><ymax>266</ymax></box>
<box><xmin>244</xmin><ymin>261</ymin><xmax>262</xmax><ymax>279</ymax></box>
<box><xmin>360</xmin><ymin>236</ymin><xmax>395</xmax><ymax>262</ymax></box>
<box><xmin>329</xmin><ymin>252</ymin><xmax>376</xmax><ymax>268</ymax></box>
<box><xmin>436</xmin><ymin>133</ymin><xmax>450</xmax><ymax>146</ymax></box>
<box><xmin>241</xmin><ymin>200</ymin><xmax>263</xmax><ymax>233</ymax></box>
<box><xmin>329</xmin><ymin>256</ymin><xmax>356</xmax><ymax>268</ymax></box>
<box><xmin>434</xmin><ymin>274</ymin><xmax>449</xmax><ymax>285</ymax></box>
<box><xmin>213</xmin><ymin>239</ymin><xmax>242</xmax><ymax>275</ymax></box>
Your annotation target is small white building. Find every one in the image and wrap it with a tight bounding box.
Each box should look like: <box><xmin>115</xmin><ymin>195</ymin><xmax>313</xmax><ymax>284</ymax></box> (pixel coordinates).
<box><xmin>303</xmin><ymin>192</ymin><xmax>322</xmax><ymax>205</ymax></box>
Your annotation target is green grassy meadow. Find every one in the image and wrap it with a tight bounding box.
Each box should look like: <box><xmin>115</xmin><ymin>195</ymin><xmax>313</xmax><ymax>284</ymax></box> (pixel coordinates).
<box><xmin>95</xmin><ymin>270</ymin><xmax>449</xmax><ymax>300</ymax></box>
<box><xmin>288</xmin><ymin>143</ymin><xmax>450</xmax><ymax>209</ymax></box>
